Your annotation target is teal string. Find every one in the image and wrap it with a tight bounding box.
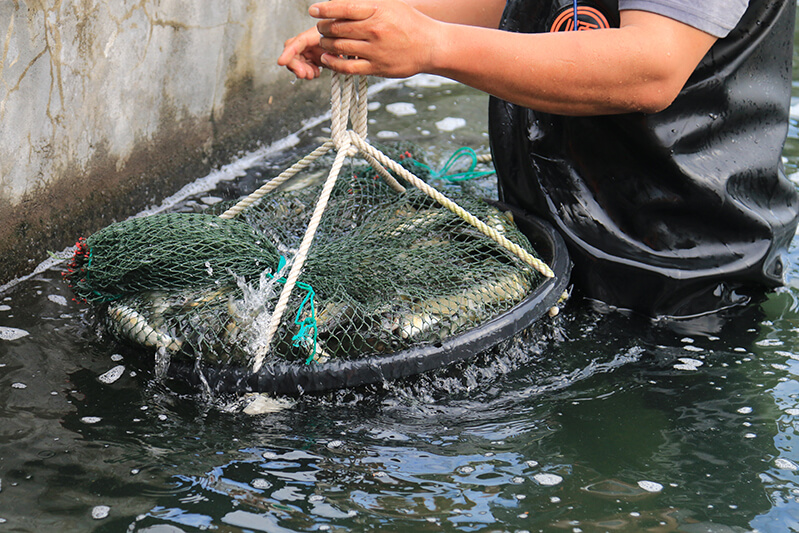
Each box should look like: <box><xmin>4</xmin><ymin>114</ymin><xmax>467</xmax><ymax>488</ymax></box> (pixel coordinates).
<box><xmin>405</xmin><ymin>147</ymin><xmax>495</xmax><ymax>182</ymax></box>
<box><xmin>268</xmin><ymin>256</ymin><xmax>319</xmax><ymax>364</ymax></box>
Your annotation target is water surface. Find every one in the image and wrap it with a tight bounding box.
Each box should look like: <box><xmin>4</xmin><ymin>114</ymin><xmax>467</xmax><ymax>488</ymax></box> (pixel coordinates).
<box><xmin>2</xmin><ymin>69</ymin><xmax>799</xmax><ymax>533</ymax></box>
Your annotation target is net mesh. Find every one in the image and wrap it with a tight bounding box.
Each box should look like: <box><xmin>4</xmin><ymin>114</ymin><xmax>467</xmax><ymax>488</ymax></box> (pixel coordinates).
<box><xmin>64</xmin><ymin>143</ymin><xmax>545</xmax><ymax>368</ymax></box>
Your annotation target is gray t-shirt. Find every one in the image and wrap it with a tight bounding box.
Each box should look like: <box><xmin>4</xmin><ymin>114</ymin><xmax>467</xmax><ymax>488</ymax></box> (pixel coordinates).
<box><xmin>619</xmin><ymin>0</ymin><xmax>749</xmax><ymax>37</ymax></box>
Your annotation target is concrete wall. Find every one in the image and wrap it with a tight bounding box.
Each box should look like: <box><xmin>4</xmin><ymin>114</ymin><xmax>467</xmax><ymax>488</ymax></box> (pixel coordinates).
<box><xmin>0</xmin><ymin>0</ymin><xmax>328</xmax><ymax>283</ymax></box>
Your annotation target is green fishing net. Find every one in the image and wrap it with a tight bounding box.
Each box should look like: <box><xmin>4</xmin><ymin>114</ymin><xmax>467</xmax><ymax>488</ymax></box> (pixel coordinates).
<box><xmin>64</xmin><ymin>143</ymin><xmax>545</xmax><ymax>368</ymax></box>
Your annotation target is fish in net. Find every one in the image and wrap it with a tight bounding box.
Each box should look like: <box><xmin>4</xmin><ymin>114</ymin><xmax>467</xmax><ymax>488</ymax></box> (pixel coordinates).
<box><xmin>64</xmin><ymin>144</ymin><xmax>544</xmax><ymax>369</ymax></box>
<box><xmin>62</xmin><ymin>74</ymin><xmax>558</xmax><ymax>388</ymax></box>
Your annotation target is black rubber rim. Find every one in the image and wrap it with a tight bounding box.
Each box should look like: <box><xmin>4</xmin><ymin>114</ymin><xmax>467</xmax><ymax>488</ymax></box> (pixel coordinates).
<box><xmin>168</xmin><ymin>206</ymin><xmax>572</xmax><ymax>394</ymax></box>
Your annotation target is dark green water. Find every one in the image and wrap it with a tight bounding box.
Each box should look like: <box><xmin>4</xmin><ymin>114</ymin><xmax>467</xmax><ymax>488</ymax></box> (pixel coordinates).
<box><xmin>4</xmin><ymin>48</ymin><xmax>799</xmax><ymax>533</ymax></box>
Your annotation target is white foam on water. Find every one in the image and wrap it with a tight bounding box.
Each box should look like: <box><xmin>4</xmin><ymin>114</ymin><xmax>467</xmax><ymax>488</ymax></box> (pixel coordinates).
<box><xmin>11</xmin><ymin>382</ymin><xmax>26</xmax><ymax>389</ymax></box>
<box><xmin>251</xmin><ymin>478</ymin><xmax>272</xmax><ymax>489</ymax></box>
<box><xmin>674</xmin><ymin>357</ymin><xmax>703</xmax><ymax>371</ymax></box>
<box><xmin>47</xmin><ymin>294</ymin><xmax>68</xmax><ymax>306</ymax></box>
<box><xmin>737</xmin><ymin>406</ymin><xmax>753</xmax><ymax>414</ymax></box>
<box><xmin>91</xmin><ymin>505</ymin><xmax>110</xmax><ymax>520</ymax></box>
<box><xmin>0</xmin><ymin>327</ymin><xmax>29</xmax><ymax>341</ymax></box>
<box><xmin>81</xmin><ymin>417</ymin><xmax>102</xmax><ymax>424</ymax></box>
<box><xmin>98</xmin><ymin>365</ymin><xmax>125</xmax><ymax>384</ymax></box>
<box><xmin>533</xmin><ymin>473</ymin><xmax>563</xmax><ymax>486</ymax></box>
<box><xmin>385</xmin><ymin>102</ymin><xmax>417</xmax><ymax>117</ymax></box>
<box><xmin>0</xmin><ymin>305</ymin><xmax>11</xmax><ymax>312</ymax></box>
<box><xmin>402</xmin><ymin>74</ymin><xmax>459</xmax><ymax>88</ymax></box>
<box><xmin>435</xmin><ymin>117</ymin><xmax>467</xmax><ymax>132</ymax></box>
<box><xmin>637</xmin><ymin>480</ymin><xmax>663</xmax><ymax>492</ymax></box>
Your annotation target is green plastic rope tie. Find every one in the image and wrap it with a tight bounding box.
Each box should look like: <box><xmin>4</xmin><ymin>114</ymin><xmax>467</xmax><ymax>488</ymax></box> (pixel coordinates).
<box><xmin>268</xmin><ymin>256</ymin><xmax>319</xmax><ymax>365</ymax></box>
<box><xmin>405</xmin><ymin>146</ymin><xmax>495</xmax><ymax>182</ymax></box>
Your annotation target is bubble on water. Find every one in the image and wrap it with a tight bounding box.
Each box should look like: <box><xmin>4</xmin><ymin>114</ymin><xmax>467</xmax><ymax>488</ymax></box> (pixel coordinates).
<box><xmin>683</xmin><ymin>345</ymin><xmax>704</xmax><ymax>352</ymax></box>
<box><xmin>737</xmin><ymin>407</ymin><xmax>753</xmax><ymax>414</ymax></box>
<box><xmin>110</xmin><ymin>354</ymin><xmax>124</xmax><ymax>362</ymax></box>
<box><xmin>534</xmin><ymin>473</ymin><xmax>563</xmax><ymax>486</ymax></box>
<box><xmin>525</xmin><ymin>460</ymin><xmax>539</xmax><ymax>468</ymax></box>
<box><xmin>674</xmin><ymin>358</ymin><xmax>703</xmax><ymax>371</ymax></box>
<box><xmin>11</xmin><ymin>382</ymin><xmax>27</xmax><ymax>389</ymax></box>
<box><xmin>81</xmin><ymin>417</ymin><xmax>102</xmax><ymax>424</ymax></box>
<box><xmin>0</xmin><ymin>518</ymin><xmax>7</xmax><ymax>524</ymax></box>
<box><xmin>47</xmin><ymin>294</ymin><xmax>68</xmax><ymax>306</ymax></box>
<box><xmin>385</xmin><ymin>102</ymin><xmax>417</xmax><ymax>116</ymax></box>
<box><xmin>158</xmin><ymin>414</ymin><xmax>167</xmax><ymax>421</ymax></box>
<box><xmin>373</xmin><ymin>471</ymin><xmax>388</xmax><ymax>478</ymax></box>
<box><xmin>98</xmin><ymin>365</ymin><xmax>125</xmax><ymax>384</ymax></box>
<box><xmin>681</xmin><ymin>337</ymin><xmax>695</xmax><ymax>343</ymax></box>
<box><xmin>457</xmin><ymin>465</ymin><xmax>475</xmax><ymax>474</ymax></box>
<box><xmin>327</xmin><ymin>440</ymin><xmax>343</xmax><ymax>449</ymax></box>
<box><xmin>756</xmin><ymin>338</ymin><xmax>784</xmax><ymax>347</ymax></box>
<box><xmin>785</xmin><ymin>408</ymin><xmax>799</xmax><ymax>416</ymax></box>
<box><xmin>91</xmin><ymin>505</ymin><xmax>110</xmax><ymax>519</ymax></box>
<box><xmin>308</xmin><ymin>494</ymin><xmax>324</xmax><ymax>502</ymax></box>
<box><xmin>403</xmin><ymin>74</ymin><xmax>458</xmax><ymax>88</ymax></box>
<box><xmin>772</xmin><ymin>363</ymin><xmax>789</xmax><ymax>370</ymax></box>
<box><xmin>262</xmin><ymin>451</ymin><xmax>278</xmax><ymax>460</ymax></box>
<box><xmin>0</xmin><ymin>327</ymin><xmax>29</xmax><ymax>341</ymax></box>
<box><xmin>376</xmin><ymin>130</ymin><xmax>400</xmax><ymax>139</ymax></box>
<box><xmin>734</xmin><ymin>347</ymin><xmax>747</xmax><ymax>352</ymax></box>
<box><xmin>435</xmin><ymin>117</ymin><xmax>467</xmax><ymax>132</ymax></box>
<box><xmin>367</xmin><ymin>102</ymin><xmax>381</xmax><ymax>111</ymax></box>
<box><xmin>251</xmin><ymin>478</ymin><xmax>272</xmax><ymax>489</ymax></box>
<box><xmin>131</xmin><ymin>469</ymin><xmax>140</xmax><ymax>475</ymax></box>
<box><xmin>637</xmin><ymin>480</ymin><xmax>663</xmax><ymax>492</ymax></box>
<box><xmin>512</xmin><ymin>476</ymin><xmax>525</xmax><ymax>484</ymax></box>
<box><xmin>201</xmin><ymin>196</ymin><xmax>223</xmax><ymax>205</ymax></box>
<box><xmin>0</xmin><ymin>305</ymin><xmax>11</xmax><ymax>311</ymax></box>
<box><xmin>744</xmin><ymin>433</ymin><xmax>757</xmax><ymax>439</ymax></box>
<box><xmin>775</xmin><ymin>458</ymin><xmax>799</xmax><ymax>471</ymax></box>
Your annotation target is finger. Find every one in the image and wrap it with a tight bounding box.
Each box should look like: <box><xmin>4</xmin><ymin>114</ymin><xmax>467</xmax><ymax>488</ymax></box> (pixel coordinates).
<box><xmin>309</xmin><ymin>1</ymin><xmax>377</xmax><ymax>22</ymax></box>
<box><xmin>318</xmin><ymin>37</ymin><xmax>369</xmax><ymax>59</ymax></box>
<box><xmin>320</xmin><ymin>53</ymin><xmax>372</xmax><ymax>75</ymax></box>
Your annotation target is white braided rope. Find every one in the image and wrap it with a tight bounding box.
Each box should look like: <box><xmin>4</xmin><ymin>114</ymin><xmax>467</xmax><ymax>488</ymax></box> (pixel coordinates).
<box><xmin>219</xmin><ymin>141</ymin><xmax>335</xmax><ymax>219</ymax></box>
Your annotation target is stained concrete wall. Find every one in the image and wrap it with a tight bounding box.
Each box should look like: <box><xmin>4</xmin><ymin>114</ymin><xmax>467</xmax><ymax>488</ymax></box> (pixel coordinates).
<box><xmin>0</xmin><ymin>0</ymin><xmax>328</xmax><ymax>284</ymax></box>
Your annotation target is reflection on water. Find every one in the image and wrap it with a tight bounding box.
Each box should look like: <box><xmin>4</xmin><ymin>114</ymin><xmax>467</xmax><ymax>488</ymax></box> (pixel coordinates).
<box><xmin>2</xmin><ymin>75</ymin><xmax>799</xmax><ymax>532</ymax></box>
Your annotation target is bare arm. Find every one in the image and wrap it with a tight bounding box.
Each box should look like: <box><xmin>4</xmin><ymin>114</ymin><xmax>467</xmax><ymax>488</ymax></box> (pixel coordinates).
<box><xmin>282</xmin><ymin>0</ymin><xmax>718</xmax><ymax>115</ymax></box>
<box><xmin>277</xmin><ymin>0</ymin><xmax>503</xmax><ymax>80</ymax></box>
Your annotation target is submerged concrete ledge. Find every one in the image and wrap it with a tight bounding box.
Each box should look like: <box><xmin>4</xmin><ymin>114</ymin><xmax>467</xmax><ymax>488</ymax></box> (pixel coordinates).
<box><xmin>0</xmin><ymin>0</ymin><xmax>328</xmax><ymax>284</ymax></box>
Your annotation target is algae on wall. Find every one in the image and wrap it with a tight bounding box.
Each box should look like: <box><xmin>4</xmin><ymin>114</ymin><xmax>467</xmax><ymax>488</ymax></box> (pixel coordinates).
<box><xmin>0</xmin><ymin>0</ymin><xmax>328</xmax><ymax>284</ymax></box>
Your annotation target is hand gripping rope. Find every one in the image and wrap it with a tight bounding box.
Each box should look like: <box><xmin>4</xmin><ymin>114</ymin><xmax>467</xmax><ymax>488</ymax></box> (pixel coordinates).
<box><xmin>217</xmin><ymin>73</ymin><xmax>554</xmax><ymax>373</ymax></box>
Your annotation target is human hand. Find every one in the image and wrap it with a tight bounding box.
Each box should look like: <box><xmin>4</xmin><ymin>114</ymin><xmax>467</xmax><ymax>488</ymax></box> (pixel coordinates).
<box><xmin>309</xmin><ymin>0</ymin><xmax>440</xmax><ymax>78</ymax></box>
<box><xmin>278</xmin><ymin>26</ymin><xmax>326</xmax><ymax>80</ymax></box>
